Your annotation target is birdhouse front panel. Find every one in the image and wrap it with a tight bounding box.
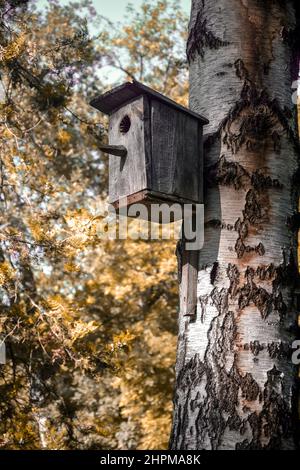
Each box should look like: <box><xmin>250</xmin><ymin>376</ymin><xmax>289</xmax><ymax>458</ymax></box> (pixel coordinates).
<box><xmin>108</xmin><ymin>96</ymin><xmax>149</xmax><ymax>204</ymax></box>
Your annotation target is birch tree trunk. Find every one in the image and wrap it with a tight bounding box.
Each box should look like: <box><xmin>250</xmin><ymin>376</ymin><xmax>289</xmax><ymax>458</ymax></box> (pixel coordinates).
<box><xmin>171</xmin><ymin>0</ymin><xmax>299</xmax><ymax>450</ymax></box>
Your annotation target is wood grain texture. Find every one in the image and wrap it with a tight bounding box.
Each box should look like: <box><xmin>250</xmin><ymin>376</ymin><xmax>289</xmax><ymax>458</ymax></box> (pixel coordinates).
<box><xmin>151</xmin><ymin>100</ymin><xmax>201</xmax><ymax>203</ymax></box>
<box><xmin>181</xmin><ymin>249</ymin><xmax>199</xmax><ymax>317</ymax></box>
<box><xmin>109</xmin><ymin>96</ymin><xmax>148</xmax><ymax>203</ymax></box>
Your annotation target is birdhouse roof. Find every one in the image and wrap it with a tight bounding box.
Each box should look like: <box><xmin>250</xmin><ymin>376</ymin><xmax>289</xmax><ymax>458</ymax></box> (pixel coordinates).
<box><xmin>90</xmin><ymin>80</ymin><xmax>209</xmax><ymax>124</ymax></box>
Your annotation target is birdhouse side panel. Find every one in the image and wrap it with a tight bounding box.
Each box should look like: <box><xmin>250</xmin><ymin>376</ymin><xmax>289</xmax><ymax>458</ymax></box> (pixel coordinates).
<box><xmin>108</xmin><ymin>96</ymin><xmax>148</xmax><ymax>204</ymax></box>
<box><xmin>150</xmin><ymin>100</ymin><xmax>201</xmax><ymax>203</ymax></box>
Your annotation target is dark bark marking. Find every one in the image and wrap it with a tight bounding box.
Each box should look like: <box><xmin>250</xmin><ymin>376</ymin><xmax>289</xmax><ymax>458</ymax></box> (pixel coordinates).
<box><xmin>234</xmin><ymin>187</ymin><xmax>270</xmax><ymax>259</ymax></box>
<box><xmin>234</xmin><ymin>59</ymin><xmax>249</xmax><ymax>80</ymax></box>
<box><xmin>211</xmin><ymin>287</ymin><xmax>229</xmax><ymax>315</ymax></box>
<box><xmin>256</xmin><ymin>263</ymin><xmax>276</xmax><ymax>281</ymax></box>
<box><xmin>267</xmin><ymin>341</ymin><xmax>291</xmax><ymax>359</ymax></box>
<box><xmin>238</xmin><ymin>278</ymin><xmax>272</xmax><ymax>319</ymax></box>
<box><xmin>241</xmin><ymin>373</ymin><xmax>260</xmax><ymax>401</ymax></box>
<box><xmin>244</xmin><ymin>341</ymin><xmax>291</xmax><ymax>360</ymax></box>
<box><xmin>244</xmin><ymin>340</ymin><xmax>264</xmax><ymax>356</ymax></box>
<box><xmin>237</xmin><ymin>266</ymin><xmax>288</xmax><ymax>320</ymax></box>
<box><xmin>210</xmin><ymin>261</ymin><xmax>219</xmax><ymax>285</ymax></box>
<box><xmin>207</xmin><ymin>155</ymin><xmax>250</xmax><ymax>190</ymax></box>
<box><xmin>205</xmin><ymin>218</ymin><xmax>222</xmax><ymax>229</ymax></box>
<box><xmin>216</xmin><ymin>71</ymin><xmax>227</xmax><ymax>77</ymax></box>
<box><xmin>222</xmin><ymin>80</ymin><xmax>300</xmax><ymax>155</ymax></box>
<box><xmin>236</xmin><ymin>365</ymin><xmax>295</xmax><ymax>449</ymax></box>
<box><xmin>187</xmin><ymin>6</ymin><xmax>229</xmax><ymax>63</ymax></box>
<box><xmin>243</xmin><ymin>189</ymin><xmax>262</xmax><ymax>225</ymax></box>
<box><xmin>171</xmin><ymin>349</ymin><xmax>296</xmax><ymax>450</ymax></box>
<box><xmin>251</xmin><ymin>170</ymin><xmax>283</xmax><ymax>190</ymax></box>
<box><xmin>205</xmin><ymin>218</ymin><xmax>241</xmax><ymax>232</ymax></box>
<box><xmin>227</xmin><ymin>263</ymin><xmax>240</xmax><ymax>298</ymax></box>
<box><xmin>235</xmin><ymin>238</ymin><xmax>265</xmax><ymax>259</ymax></box>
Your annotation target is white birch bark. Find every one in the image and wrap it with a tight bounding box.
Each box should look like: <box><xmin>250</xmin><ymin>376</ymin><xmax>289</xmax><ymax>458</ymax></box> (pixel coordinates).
<box><xmin>171</xmin><ymin>0</ymin><xmax>299</xmax><ymax>450</ymax></box>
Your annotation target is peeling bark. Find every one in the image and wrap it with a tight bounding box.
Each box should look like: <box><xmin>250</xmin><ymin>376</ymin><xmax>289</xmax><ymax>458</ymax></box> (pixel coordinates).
<box><xmin>171</xmin><ymin>0</ymin><xmax>299</xmax><ymax>450</ymax></box>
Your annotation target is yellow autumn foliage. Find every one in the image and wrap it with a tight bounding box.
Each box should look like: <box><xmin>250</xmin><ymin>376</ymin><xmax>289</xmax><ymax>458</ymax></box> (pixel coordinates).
<box><xmin>57</xmin><ymin>129</ymin><xmax>72</xmax><ymax>144</ymax></box>
<box><xmin>0</xmin><ymin>33</ymin><xmax>26</xmax><ymax>62</ymax></box>
<box><xmin>0</xmin><ymin>0</ymin><xmax>188</xmax><ymax>451</ymax></box>
<box><xmin>0</xmin><ymin>261</ymin><xmax>16</xmax><ymax>287</ymax></box>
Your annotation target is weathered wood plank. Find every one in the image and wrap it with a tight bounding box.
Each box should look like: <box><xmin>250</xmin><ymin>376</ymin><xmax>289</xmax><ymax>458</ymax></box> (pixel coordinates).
<box><xmin>151</xmin><ymin>100</ymin><xmax>201</xmax><ymax>203</ymax></box>
<box><xmin>178</xmin><ymin>214</ymin><xmax>199</xmax><ymax>318</ymax></box>
<box><xmin>180</xmin><ymin>248</ymin><xmax>199</xmax><ymax>317</ymax></box>
<box><xmin>108</xmin><ymin>96</ymin><xmax>148</xmax><ymax>203</ymax></box>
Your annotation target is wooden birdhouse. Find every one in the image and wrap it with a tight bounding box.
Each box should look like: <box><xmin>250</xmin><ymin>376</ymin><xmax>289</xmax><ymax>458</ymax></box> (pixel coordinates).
<box><xmin>90</xmin><ymin>81</ymin><xmax>208</xmax><ymax>221</ymax></box>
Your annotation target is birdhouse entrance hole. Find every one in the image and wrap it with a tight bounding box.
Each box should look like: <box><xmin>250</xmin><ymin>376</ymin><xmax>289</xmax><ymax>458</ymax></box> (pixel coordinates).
<box><xmin>119</xmin><ymin>115</ymin><xmax>131</xmax><ymax>134</ymax></box>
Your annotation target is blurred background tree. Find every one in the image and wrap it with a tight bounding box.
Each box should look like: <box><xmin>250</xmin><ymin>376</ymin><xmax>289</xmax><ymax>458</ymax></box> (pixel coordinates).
<box><xmin>0</xmin><ymin>0</ymin><xmax>188</xmax><ymax>449</ymax></box>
